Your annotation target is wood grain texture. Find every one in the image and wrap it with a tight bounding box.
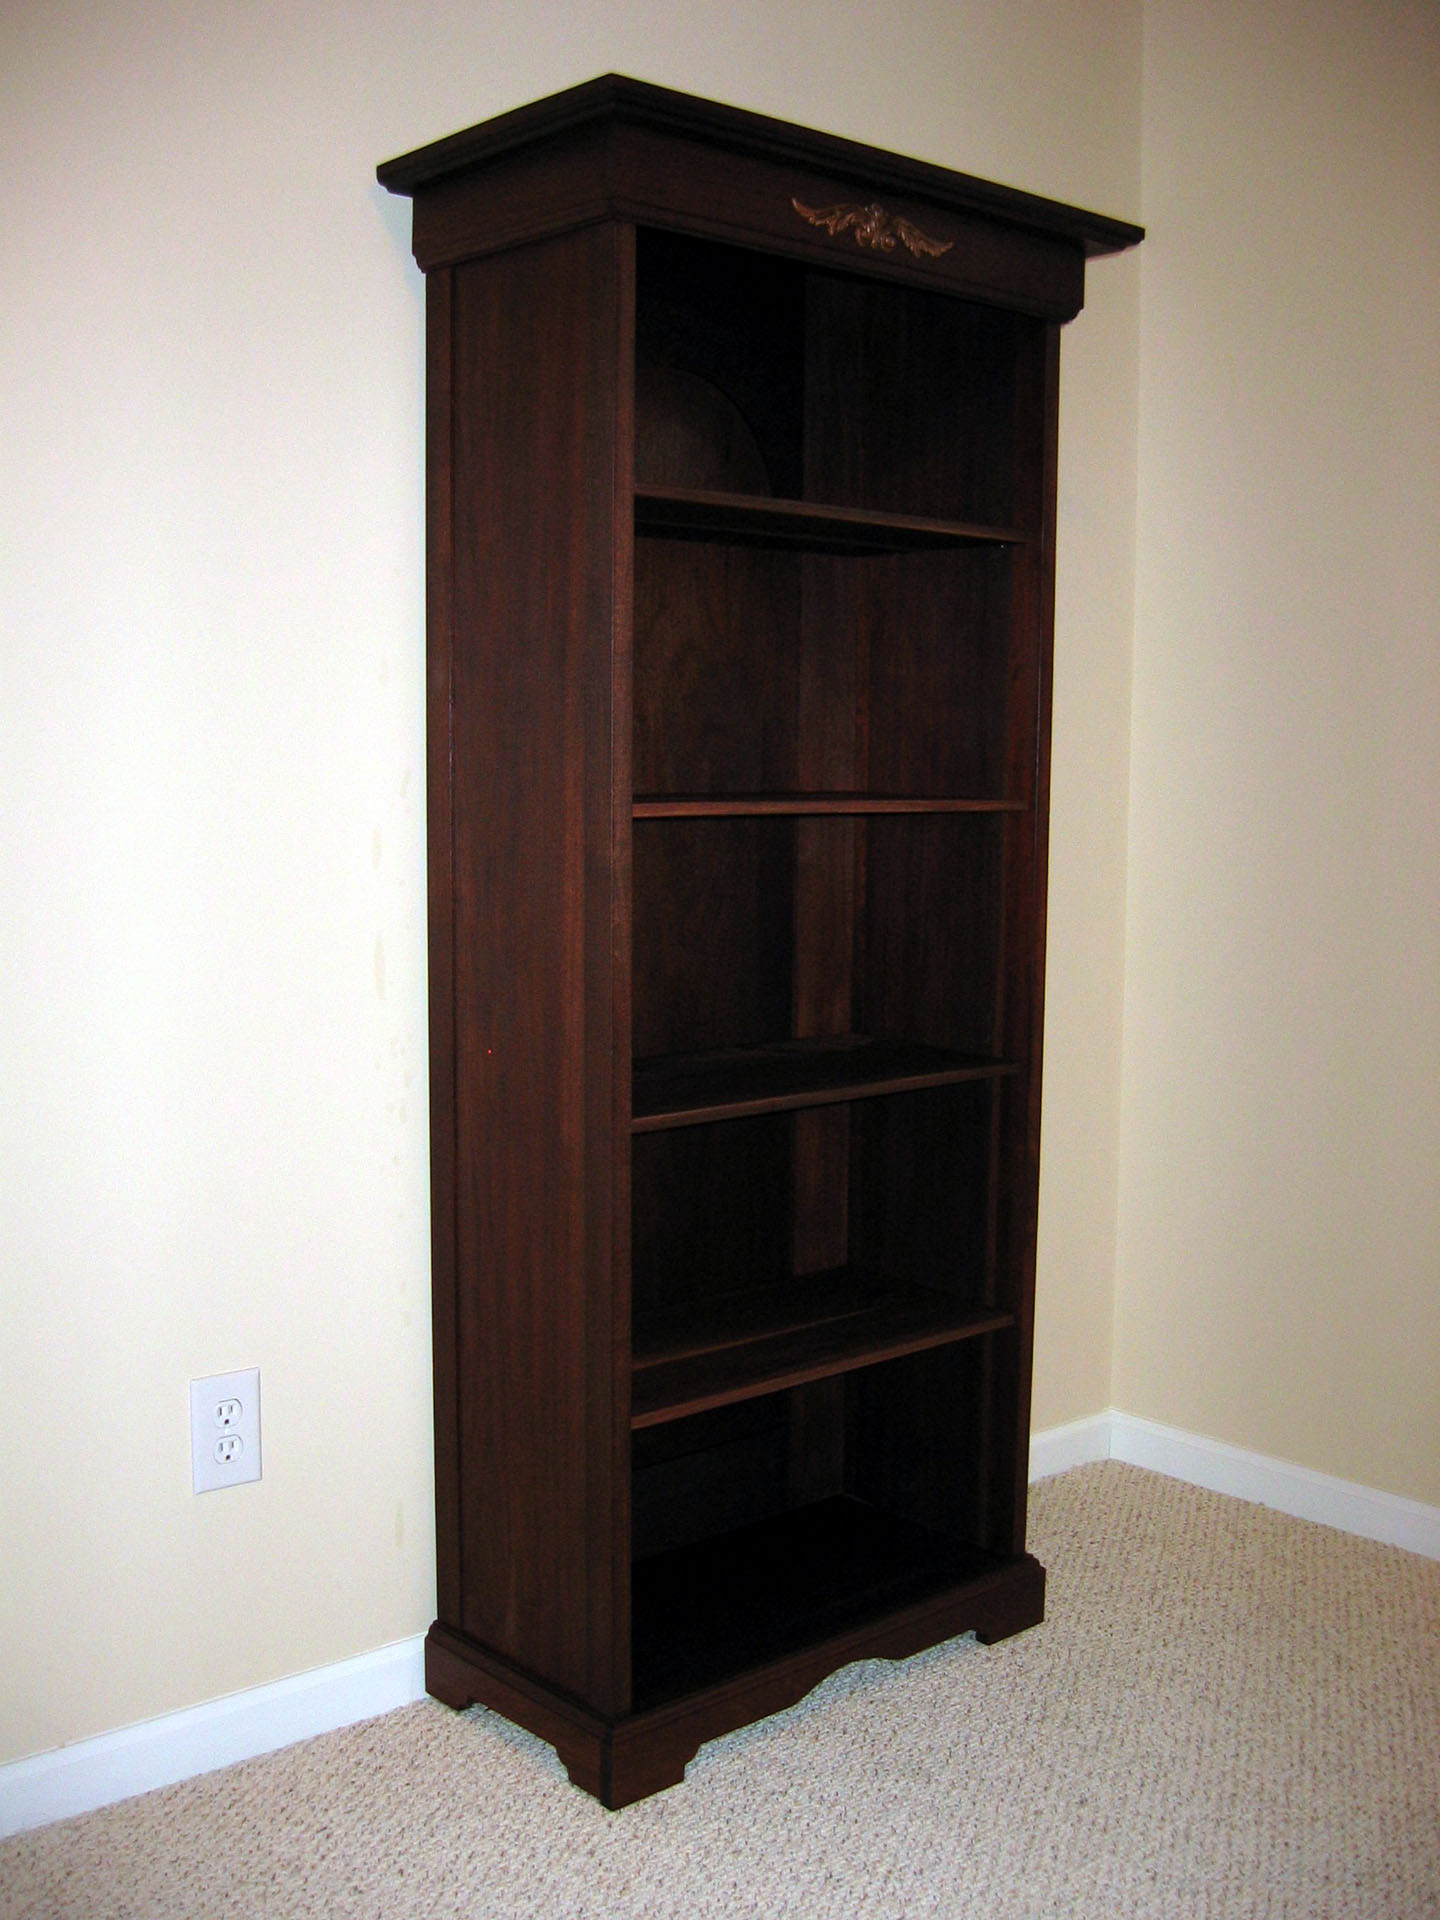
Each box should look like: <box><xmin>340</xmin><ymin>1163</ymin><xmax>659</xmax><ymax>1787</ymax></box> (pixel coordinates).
<box><xmin>443</xmin><ymin>224</ymin><xmax>628</xmax><ymax>1711</ymax></box>
<box><xmin>425</xmin><ymin>267</ymin><xmax>461</xmax><ymax>1631</ymax></box>
<box><xmin>989</xmin><ymin>321</ymin><xmax>1062</xmax><ymax>1552</ymax></box>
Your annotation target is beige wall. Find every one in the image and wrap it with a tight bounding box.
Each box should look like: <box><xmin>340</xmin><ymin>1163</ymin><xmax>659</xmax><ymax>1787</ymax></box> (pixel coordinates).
<box><xmin>1116</xmin><ymin>0</ymin><xmax>1440</xmax><ymax>1503</ymax></box>
<box><xmin>0</xmin><ymin>0</ymin><xmax>1142</xmax><ymax>1764</ymax></box>
<box><xmin>1034</xmin><ymin>242</ymin><xmax>1142</xmax><ymax>1427</ymax></box>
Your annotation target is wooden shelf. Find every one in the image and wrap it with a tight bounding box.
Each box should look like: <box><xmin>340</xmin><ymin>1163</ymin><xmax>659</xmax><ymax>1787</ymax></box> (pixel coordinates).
<box><xmin>630</xmin><ymin>1496</ymin><xmax>1007</xmax><ymax>1706</ymax></box>
<box><xmin>635</xmin><ymin>485</ymin><xmax>1028</xmax><ymax>553</ymax></box>
<box><xmin>633</xmin><ymin>1035</ymin><xmax>1017</xmax><ymax>1132</ymax></box>
<box><xmin>632</xmin><ymin>1268</ymin><xmax>1012</xmax><ymax>1428</ymax></box>
<box><xmin>634</xmin><ymin>793</ymin><xmax>1025</xmax><ymax>817</ymax></box>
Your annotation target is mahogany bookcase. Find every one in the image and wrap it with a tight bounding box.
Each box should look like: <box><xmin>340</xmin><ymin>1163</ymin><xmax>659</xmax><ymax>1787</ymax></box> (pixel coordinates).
<box><xmin>379</xmin><ymin>76</ymin><xmax>1141</xmax><ymax>1808</ymax></box>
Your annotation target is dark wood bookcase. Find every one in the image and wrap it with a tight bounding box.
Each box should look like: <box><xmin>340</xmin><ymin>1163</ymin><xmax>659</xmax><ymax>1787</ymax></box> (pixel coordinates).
<box><xmin>379</xmin><ymin>76</ymin><xmax>1141</xmax><ymax>1808</ymax></box>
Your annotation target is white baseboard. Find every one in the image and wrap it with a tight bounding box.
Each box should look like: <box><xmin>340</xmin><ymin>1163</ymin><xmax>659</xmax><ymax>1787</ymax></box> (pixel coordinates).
<box><xmin>1106</xmin><ymin>1411</ymin><xmax>1440</xmax><ymax>1559</ymax></box>
<box><xmin>1032</xmin><ymin>1407</ymin><xmax>1440</xmax><ymax>1562</ymax></box>
<box><xmin>7</xmin><ymin>1419</ymin><xmax>1438</xmax><ymax>1843</ymax></box>
<box><xmin>0</xmin><ymin>1635</ymin><xmax>426</xmax><ymax>1841</ymax></box>
<box><xmin>1027</xmin><ymin>1411</ymin><xmax>1113</xmax><ymax>1481</ymax></box>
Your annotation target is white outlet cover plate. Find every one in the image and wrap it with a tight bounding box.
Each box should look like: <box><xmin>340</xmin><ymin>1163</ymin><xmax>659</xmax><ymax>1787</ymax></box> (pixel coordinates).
<box><xmin>191</xmin><ymin>1368</ymin><xmax>261</xmax><ymax>1493</ymax></box>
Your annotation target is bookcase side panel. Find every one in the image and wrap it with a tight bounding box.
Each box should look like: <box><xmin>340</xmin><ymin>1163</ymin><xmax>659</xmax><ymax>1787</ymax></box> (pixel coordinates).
<box><xmin>426</xmin><ymin>267</ymin><xmax>462</xmax><ymax>1631</ymax></box>
<box><xmin>991</xmin><ymin>319</ymin><xmax>1063</xmax><ymax>1551</ymax></box>
<box><xmin>442</xmin><ymin>222</ymin><xmax>629</xmax><ymax>1711</ymax></box>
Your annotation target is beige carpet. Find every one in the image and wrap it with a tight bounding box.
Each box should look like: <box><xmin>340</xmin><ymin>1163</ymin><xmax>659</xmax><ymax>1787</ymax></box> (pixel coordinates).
<box><xmin>4</xmin><ymin>1463</ymin><xmax>1438</xmax><ymax>1919</ymax></box>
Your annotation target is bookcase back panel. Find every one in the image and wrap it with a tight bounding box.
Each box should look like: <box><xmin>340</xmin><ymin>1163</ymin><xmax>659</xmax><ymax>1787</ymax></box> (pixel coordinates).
<box><xmin>859</xmin><ymin>814</ymin><xmax>1005</xmax><ymax>1054</ymax></box>
<box><xmin>631</xmin><ymin>1084</ymin><xmax>994</xmax><ymax>1326</ymax></box>
<box><xmin>634</xmin><ymin>541</ymin><xmax>1015</xmax><ymax>801</ymax></box>
<box><xmin>631</xmin><ymin>1113</ymin><xmax>794</xmax><ymax>1318</ymax></box>
<box><xmin>628</xmin><ymin>1341</ymin><xmax>1013</xmax><ymax>1703</ymax></box>
<box><xmin>632</xmin><ymin>815</ymin><xmax>1004</xmax><ymax>1061</ymax></box>
<box><xmin>860</xmin><ymin>550</ymin><xmax>1013</xmax><ymax>797</ymax></box>
<box><xmin>631</xmin><ymin>818</ymin><xmax>796</xmax><ymax>1057</ymax></box>
<box><xmin>635</xmin><ymin>228</ymin><xmax>1043</xmax><ymax>530</ymax></box>
<box><xmin>845</xmin><ymin>1340</ymin><xmax>999</xmax><ymax>1541</ymax></box>
<box><xmin>631</xmin><ymin>1397</ymin><xmax>791</xmax><ymax>1561</ymax></box>
<box><xmin>804</xmin><ymin>277</ymin><xmax>1033</xmax><ymax>530</ymax></box>
<box><xmin>848</xmin><ymin>1086</ymin><xmax>995</xmax><ymax>1296</ymax></box>
<box><xmin>632</xmin><ymin>541</ymin><xmax>802</xmax><ymax>795</ymax></box>
<box><xmin>636</xmin><ymin>229</ymin><xmax>805</xmax><ymax>497</ymax></box>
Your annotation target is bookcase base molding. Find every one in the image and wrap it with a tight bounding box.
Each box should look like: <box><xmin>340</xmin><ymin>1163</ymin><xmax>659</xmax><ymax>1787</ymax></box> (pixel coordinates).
<box><xmin>427</xmin><ymin>1551</ymin><xmax>1044</xmax><ymax>1810</ymax></box>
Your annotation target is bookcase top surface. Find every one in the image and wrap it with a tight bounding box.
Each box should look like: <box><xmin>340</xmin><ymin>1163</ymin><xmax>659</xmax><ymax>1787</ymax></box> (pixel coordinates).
<box><xmin>377</xmin><ymin>73</ymin><xmax>1143</xmax><ymax>261</ymax></box>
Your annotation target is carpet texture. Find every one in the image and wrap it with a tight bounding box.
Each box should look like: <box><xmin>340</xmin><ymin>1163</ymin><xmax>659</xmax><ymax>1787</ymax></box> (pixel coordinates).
<box><xmin>4</xmin><ymin>1463</ymin><xmax>1438</xmax><ymax>1918</ymax></box>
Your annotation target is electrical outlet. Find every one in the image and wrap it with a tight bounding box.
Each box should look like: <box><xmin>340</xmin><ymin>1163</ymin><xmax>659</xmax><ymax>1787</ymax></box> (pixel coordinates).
<box><xmin>191</xmin><ymin>1368</ymin><xmax>261</xmax><ymax>1493</ymax></box>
